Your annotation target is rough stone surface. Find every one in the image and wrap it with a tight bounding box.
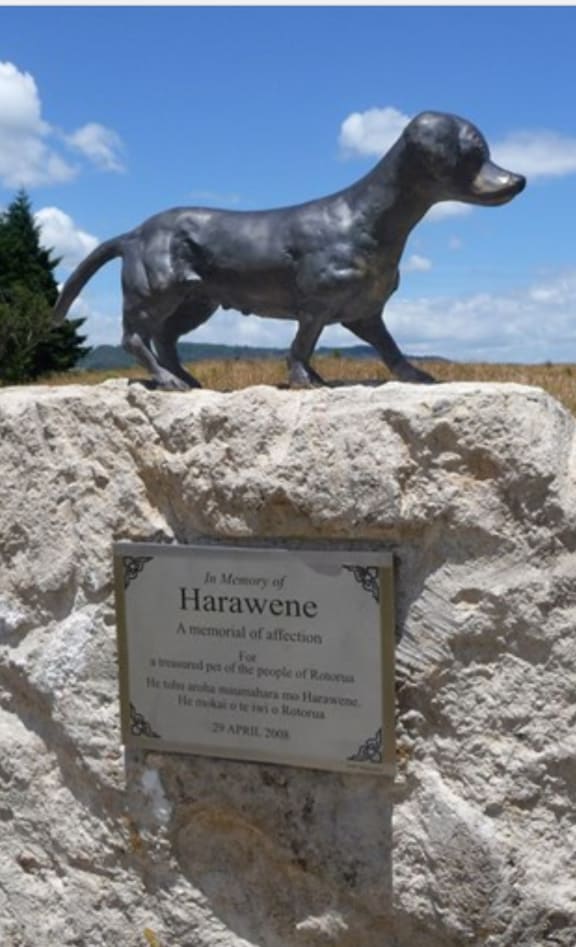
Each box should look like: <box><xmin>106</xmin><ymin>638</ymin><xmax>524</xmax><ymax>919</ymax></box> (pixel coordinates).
<box><xmin>1</xmin><ymin>379</ymin><xmax>575</xmax><ymax>947</ymax></box>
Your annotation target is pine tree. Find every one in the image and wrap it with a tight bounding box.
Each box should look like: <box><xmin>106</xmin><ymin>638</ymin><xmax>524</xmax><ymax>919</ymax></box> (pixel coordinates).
<box><xmin>0</xmin><ymin>190</ymin><xmax>60</xmax><ymax>303</ymax></box>
<box><xmin>0</xmin><ymin>190</ymin><xmax>90</xmax><ymax>383</ymax></box>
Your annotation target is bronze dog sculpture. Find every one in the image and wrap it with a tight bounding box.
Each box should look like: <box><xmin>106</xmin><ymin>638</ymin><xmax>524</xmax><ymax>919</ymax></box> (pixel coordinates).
<box><xmin>54</xmin><ymin>111</ymin><xmax>525</xmax><ymax>390</ymax></box>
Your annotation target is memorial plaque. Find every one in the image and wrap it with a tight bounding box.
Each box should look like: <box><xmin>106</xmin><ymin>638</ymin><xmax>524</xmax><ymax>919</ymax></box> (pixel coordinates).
<box><xmin>114</xmin><ymin>543</ymin><xmax>396</xmax><ymax>776</ymax></box>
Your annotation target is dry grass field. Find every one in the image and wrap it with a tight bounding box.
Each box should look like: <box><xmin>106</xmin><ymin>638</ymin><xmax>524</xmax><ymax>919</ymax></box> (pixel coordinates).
<box><xmin>35</xmin><ymin>356</ymin><xmax>576</xmax><ymax>416</ymax></box>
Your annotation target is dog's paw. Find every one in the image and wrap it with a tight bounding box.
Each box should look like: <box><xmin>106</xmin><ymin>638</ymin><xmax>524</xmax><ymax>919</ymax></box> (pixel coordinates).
<box><xmin>140</xmin><ymin>373</ymin><xmax>202</xmax><ymax>392</ymax></box>
<box><xmin>288</xmin><ymin>362</ymin><xmax>328</xmax><ymax>388</ymax></box>
<box><xmin>394</xmin><ymin>362</ymin><xmax>437</xmax><ymax>384</ymax></box>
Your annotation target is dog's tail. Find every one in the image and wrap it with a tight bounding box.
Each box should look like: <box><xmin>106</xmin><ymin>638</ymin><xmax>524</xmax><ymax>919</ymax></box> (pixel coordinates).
<box><xmin>53</xmin><ymin>236</ymin><xmax>125</xmax><ymax>323</ymax></box>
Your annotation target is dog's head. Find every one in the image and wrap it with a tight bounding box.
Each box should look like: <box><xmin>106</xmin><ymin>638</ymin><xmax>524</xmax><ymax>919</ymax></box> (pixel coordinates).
<box><xmin>402</xmin><ymin>111</ymin><xmax>525</xmax><ymax>206</ymax></box>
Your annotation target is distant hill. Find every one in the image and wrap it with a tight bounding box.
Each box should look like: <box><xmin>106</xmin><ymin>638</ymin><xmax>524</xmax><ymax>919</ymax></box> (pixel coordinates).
<box><xmin>78</xmin><ymin>342</ymin><xmax>449</xmax><ymax>371</ymax></box>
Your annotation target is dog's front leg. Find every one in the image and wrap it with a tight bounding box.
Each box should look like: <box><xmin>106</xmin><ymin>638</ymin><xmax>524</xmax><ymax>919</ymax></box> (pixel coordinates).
<box><xmin>342</xmin><ymin>312</ymin><xmax>436</xmax><ymax>384</ymax></box>
<box><xmin>287</xmin><ymin>319</ymin><xmax>326</xmax><ymax>387</ymax></box>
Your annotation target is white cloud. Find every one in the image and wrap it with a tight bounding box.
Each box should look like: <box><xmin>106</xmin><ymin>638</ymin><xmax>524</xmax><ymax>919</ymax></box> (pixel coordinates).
<box><xmin>35</xmin><ymin>206</ymin><xmax>98</xmax><ymax>271</ymax></box>
<box><xmin>448</xmin><ymin>236</ymin><xmax>463</xmax><ymax>251</ymax></box>
<box><xmin>0</xmin><ymin>61</ymin><xmax>45</xmax><ymax>134</ymax></box>
<box><xmin>425</xmin><ymin>202</ymin><xmax>473</xmax><ymax>222</ymax></box>
<box><xmin>66</xmin><ymin>123</ymin><xmax>125</xmax><ymax>173</ymax></box>
<box><xmin>0</xmin><ymin>61</ymin><xmax>125</xmax><ymax>188</ymax></box>
<box><xmin>403</xmin><ymin>253</ymin><xmax>432</xmax><ymax>273</ymax></box>
<box><xmin>339</xmin><ymin>106</ymin><xmax>410</xmax><ymax>157</ymax></box>
<box><xmin>527</xmin><ymin>272</ymin><xmax>576</xmax><ymax>307</ymax></box>
<box><xmin>0</xmin><ymin>62</ymin><xmax>76</xmax><ymax>187</ymax></box>
<box><xmin>493</xmin><ymin>131</ymin><xmax>576</xmax><ymax>179</ymax></box>
<box><xmin>379</xmin><ymin>269</ymin><xmax>576</xmax><ymax>362</ymax></box>
<box><xmin>193</xmin><ymin>308</ymin><xmax>297</xmax><ymax>348</ymax></box>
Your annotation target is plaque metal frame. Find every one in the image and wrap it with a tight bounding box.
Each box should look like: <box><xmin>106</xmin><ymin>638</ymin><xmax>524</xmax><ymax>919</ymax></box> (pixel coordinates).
<box><xmin>114</xmin><ymin>542</ymin><xmax>396</xmax><ymax>776</ymax></box>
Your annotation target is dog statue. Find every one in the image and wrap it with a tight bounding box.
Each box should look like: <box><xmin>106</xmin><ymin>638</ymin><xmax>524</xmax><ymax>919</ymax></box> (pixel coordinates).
<box><xmin>54</xmin><ymin>111</ymin><xmax>525</xmax><ymax>390</ymax></box>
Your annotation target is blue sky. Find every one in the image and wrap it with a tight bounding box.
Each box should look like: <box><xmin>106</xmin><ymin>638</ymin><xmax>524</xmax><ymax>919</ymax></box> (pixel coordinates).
<box><xmin>2</xmin><ymin>5</ymin><xmax>576</xmax><ymax>363</ymax></box>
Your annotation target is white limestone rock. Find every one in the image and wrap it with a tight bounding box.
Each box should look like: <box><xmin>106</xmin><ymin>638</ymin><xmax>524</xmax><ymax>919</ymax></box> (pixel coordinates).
<box><xmin>0</xmin><ymin>379</ymin><xmax>575</xmax><ymax>946</ymax></box>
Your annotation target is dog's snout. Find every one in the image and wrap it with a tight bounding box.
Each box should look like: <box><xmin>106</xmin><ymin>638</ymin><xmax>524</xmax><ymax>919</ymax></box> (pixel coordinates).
<box><xmin>492</xmin><ymin>168</ymin><xmax>526</xmax><ymax>196</ymax></box>
<box><xmin>510</xmin><ymin>172</ymin><xmax>526</xmax><ymax>195</ymax></box>
<box><xmin>470</xmin><ymin>160</ymin><xmax>526</xmax><ymax>205</ymax></box>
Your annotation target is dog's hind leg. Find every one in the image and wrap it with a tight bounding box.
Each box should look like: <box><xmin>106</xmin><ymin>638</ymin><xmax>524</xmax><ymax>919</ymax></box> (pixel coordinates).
<box><xmin>152</xmin><ymin>299</ymin><xmax>218</xmax><ymax>389</ymax></box>
<box><xmin>342</xmin><ymin>312</ymin><xmax>436</xmax><ymax>383</ymax></box>
<box><xmin>153</xmin><ymin>336</ymin><xmax>201</xmax><ymax>388</ymax></box>
<box><xmin>122</xmin><ymin>307</ymin><xmax>191</xmax><ymax>390</ymax></box>
<box><xmin>287</xmin><ymin>319</ymin><xmax>326</xmax><ymax>387</ymax></box>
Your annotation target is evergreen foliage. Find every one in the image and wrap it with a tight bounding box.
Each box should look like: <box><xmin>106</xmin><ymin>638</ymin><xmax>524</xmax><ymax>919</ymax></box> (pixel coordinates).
<box><xmin>0</xmin><ymin>286</ymin><xmax>54</xmax><ymax>385</ymax></box>
<box><xmin>0</xmin><ymin>190</ymin><xmax>90</xmax><ymax>384</ymax></box>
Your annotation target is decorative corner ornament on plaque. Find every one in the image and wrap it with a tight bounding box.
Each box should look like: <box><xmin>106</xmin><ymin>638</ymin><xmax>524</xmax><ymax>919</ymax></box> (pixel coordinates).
<box><xmin>130</xmin><ymin>703</ymin><xmax>160</xmax><ymax>739</ymax></box>
<box><xmin>343</xmin><ymin>565</ymin><xmax>380</xmax><ymax>603</ymax></box>
<box><xmin>348</xmin><ymin>728</ymin><xmax>383</xmax><ymax>765</ymax></box>
<box><xmin>122</xmin><ymin>556</ymin><xmax>154</xmax><ymax>589</ymax></box>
